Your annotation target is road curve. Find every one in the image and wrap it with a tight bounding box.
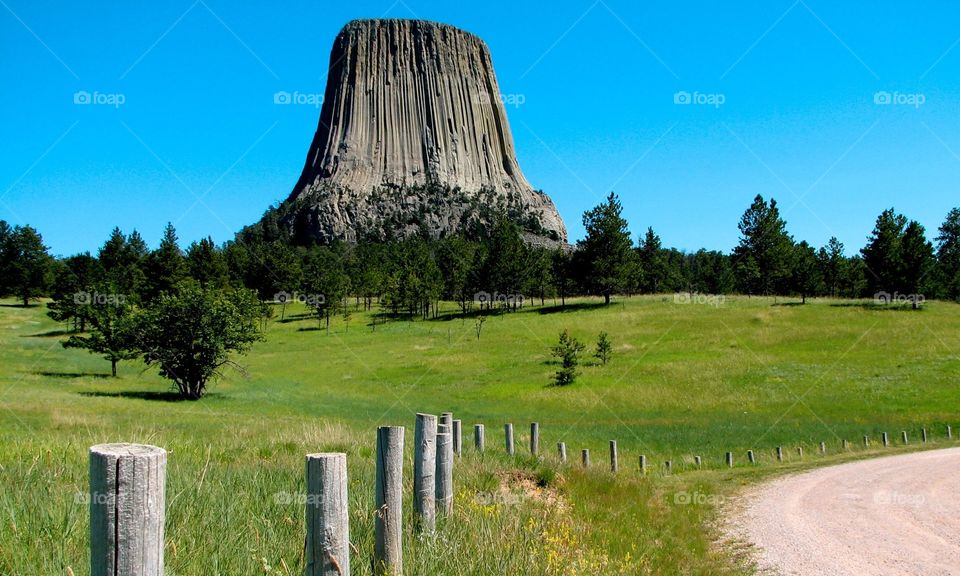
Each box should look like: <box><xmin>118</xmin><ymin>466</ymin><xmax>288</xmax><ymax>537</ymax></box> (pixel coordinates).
<box><xmin>728</xmin><ymin>447</ymin><xmax>960</xmax><ymax>575</ymax></box>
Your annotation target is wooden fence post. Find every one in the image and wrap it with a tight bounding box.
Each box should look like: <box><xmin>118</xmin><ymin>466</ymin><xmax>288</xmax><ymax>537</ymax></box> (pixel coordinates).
<box><xmin>558</xmin><ymin>442</ymin><xmax>567</xmax><ymax>463</ymax></box>
<box><xmin>665</xmin><ymin>460</ymin><xmax>672</xmax><ymax>473</ymax></box>
<box><xmin>901</xmin><ymin>431</ymin><xmax>909</xmax><ymax>445</ymax></box>
<box><xmin>440</xmin><ymin>412</ymin><xmax>453</xmax><ymax>430</ymax></box>
<box><xmin>530</xmin><ymin>422</ymin><xmax>540</xmax><ymax>456</ymax></box>
<box><xmin>452</xmin><ymin>420</ymin><xmax>462</xmax><ymax>457</ymax></box>
<box><xmin>306</xmin><ymin>453</ymin><xmax>350</xmax><ymax>576</ymax></box>
<box><xmin>797</xmin><ymin>446</ymin><xmax>803</xmax><ymax>459</ymax></box>
<box><xmin>725</xmin><ymin>452</ymin><xmax>733</xmax><ymax>467</ymax></box>
<box><xmin>474</xmin><ymin>424</ymin><xmax>485</xmax><ymax>452</ymax></box>
<box><xmin>747</xmin><ymin>450</ymin><xmax>755</xmax><ymax>464</ymax></box>
<box><xmin>882</xmin><ymin>432</ymin><xmax>889</xmax><ymax>447</ymax></box>
<box><xmin>694</xmin><ymin>455</ymin><xmax>702</xmax><ymax>468</ymax></box>
<box><xmin>842</xmin><ymin>439</ymin><xmax>849</xmax><ymax>450</ymax></box>
<box><xmin>609</xmin><ymin>441</ymin><xmax>618</xmax><ymax>473</ymax></box>
<box><xmin>639</xmin><ymin>454</ymin><xmax>647</xmax><ymax>474</ymax></box>
<box><xmin>922</xmin><ymin>428</ymin><xmax>928</xmax><ymax>443</ymax></box>
<box><xmin>863</xmin><ymin>435</ymin><xmax>870</xmax><ymax>447</ymax></box>
<box><xmin>581</xmin><ymin>449</ymin><xmax>590</xmax><ymax>468</ymax></box>
<box><xmin>776</xmin><ymin>446</ymin><xmax>783</xmax><ymax>462</ymax></box>
<box><xmin>413</xmin><ymin>414</ymin><xmax>437</xmax><ymax>533</ymax></box>
<box><xmin>505</xmin><ymin>424</ymin><xmax>514</xmax><ymax>455</ymax></box>
<box><xmin>948</xmin><ymin>425</ymin><xmax>953</xmax><ymax>439</ymax></box>
<box><xmin>89</xmin><ymin>443</ymin><xmax>166</xmax><ymax>576</ymax></box>
<box><xmin>819</xmin><ymin>441</ymin><xmax>826</xmax><ymax>454</ymax></box>
<box><xmin>436</xmin><ymin>430</ymin><xmax>454</xmax><ymax>516</ymax></box>
<box><xmin>374</xmin><ymin>426</ymin><xmax>404</xmax><ymax>575</ymax></box>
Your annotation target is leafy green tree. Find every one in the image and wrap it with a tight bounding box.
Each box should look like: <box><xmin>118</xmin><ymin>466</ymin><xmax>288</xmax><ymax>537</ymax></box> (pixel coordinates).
<box><xmin>577</xmin><ymin>192</ymin><xmax>637</xmax><ymax>304</ymax></box>
<box><xmin>47</xmin><ymin>253</ymin><xmax>104</xmax><ymax>331</ymax></box>
<box><xmin>142</xmin><ymin>223</ymin><xmax>187</xmax><ymax>302</ymax></box>
<box><xmin>302</xmin><ymin>246</ymin><xmax>351</xmax><ymax>330</ymax></box>
<box><xmin>936</xmin><ymin>208</ymin><xmax>960</xmax><ymax>300</ymax></box>
<box><xmin>133</xmin><ymin>284</ymin><xmax>263</xmax><ymax>399</ymax></box>
<box><xmin>436</xmin><ymin>237</ymin><xmax>475</xmax><ymax>314</ymax></box>
<box><xmin>594</xmin><ymin>331</ymin><xmax>612</xmax><ymax>365</ymax></box>
<box><xmin>63</xmin><ymin>282</ymin><xmax>139</xmax><ymax>377</ymax></box>
<box><xmin>551</xmin><ymin>248</ymin><xmax>573</xmax><ymax>307</ymax></box>
<box><xmin>732</xmin><ymin>195</ymin><xmax>795</xmax><ymax>295</ymax></box>
<box><xmin>861</xmin><ymin>208</ymin><xmax>907</xmax><ymax>295</ymax></box>
<box><xmin>4</xmin><ymin>225</ymin><xmax>53</xmax><ymax>306</ymax></box>
<box><xmin>792</xmin><ymin>241</ymin><xmax>822</xmax><ymax>304</ymax></box>
<box><xmin>187</xmin><ymin>237</ymin><xmax>230</xmax><ymax>290</ymax></box>
<box><xmin>551</xmin><ymin>329</ymin><xmax>585</xmax><ymax>386</ymax></box>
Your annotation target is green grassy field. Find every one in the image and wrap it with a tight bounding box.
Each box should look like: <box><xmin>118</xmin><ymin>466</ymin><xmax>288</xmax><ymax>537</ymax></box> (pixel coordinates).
<box><xmin>2</xmin><ymin>295</ymin><xmax>959</xmax><ymax>575</ymax></box>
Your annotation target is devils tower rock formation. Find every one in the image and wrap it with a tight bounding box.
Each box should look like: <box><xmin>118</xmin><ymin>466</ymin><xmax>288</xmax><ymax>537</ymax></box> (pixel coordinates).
<box><xmin>280</xmin><ymin>19</ymin><xmax>567</xmax><ymax>244</ymax></box>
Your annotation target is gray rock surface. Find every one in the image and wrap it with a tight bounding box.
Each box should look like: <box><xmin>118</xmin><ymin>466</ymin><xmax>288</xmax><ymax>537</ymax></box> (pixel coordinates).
<box><xmin>284</xmin><ymin>19</ymin><xmax>567</xmax><ymax>244</ymax></box>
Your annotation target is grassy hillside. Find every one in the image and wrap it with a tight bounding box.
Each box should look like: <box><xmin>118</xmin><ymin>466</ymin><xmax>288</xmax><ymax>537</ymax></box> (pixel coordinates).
<box><xmin>1</xmin><ymin>295</ymin><xmax>958</xmax><ymax>574</ymax></box>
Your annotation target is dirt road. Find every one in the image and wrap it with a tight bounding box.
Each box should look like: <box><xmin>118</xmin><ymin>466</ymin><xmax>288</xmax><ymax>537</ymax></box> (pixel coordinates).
<box><xmin>729</xmin><ymin>447</ymin><xmax>960</xmax><ymax>575</ymax></box>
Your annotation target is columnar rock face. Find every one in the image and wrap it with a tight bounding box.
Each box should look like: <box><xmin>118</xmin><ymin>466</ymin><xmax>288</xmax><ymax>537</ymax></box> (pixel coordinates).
<box><xmin>283</xmin><ymin>19</ymin><xmax>567</xmax><ymax>244</ymax></box>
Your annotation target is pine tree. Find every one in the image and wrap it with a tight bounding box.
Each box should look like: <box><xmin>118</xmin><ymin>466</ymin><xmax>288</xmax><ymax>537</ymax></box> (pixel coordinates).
<box><xmin>142</xmin><ymin>222</ymin><xmax>187</xmax><ymax>302</ymax></box>
<box><xmin>732</xmin><ymin>195</ymin><xmax>795</xmax><ymax>295</ymax></box>
<box><xmin>577</xmin><ymin>192</ymin><xmax>637</xmax><ymax>304</ymax></box>
<box><xmin>935</xmin><ymin>208</ymin><xmax>960</xmax><ymax>300</ymax></box>
<box><xmin>861</xmin><ymin>208</ymin><xmax>907</xmax><ymax>295</ymax></box>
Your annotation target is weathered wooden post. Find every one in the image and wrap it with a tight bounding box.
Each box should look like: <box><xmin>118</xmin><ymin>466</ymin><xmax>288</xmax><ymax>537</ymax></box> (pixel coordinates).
<box><xmin>440</xmin><ymin>412</ymin><xmax>453</xmax><ymax>430</ymax></box>
<box><xmin>797</xmin><ymin>446</ymin><xmax>803</xmax><ymax>458</ymax></box>
<box><xmin>882</xmin><ymin>432</ymin><xmax>889</xmax><ymax>447</ymax></box>
<box><xmin>374</xmin><ymin>426</ymin><xmax>404</xmax><ymax>575</ymax></box>
<box><xmin>842</xmin><ymin>439</ymin><xmax>849</xmax><ymax>450</ymax></box>
<box><xmin>504</xmin><ymin>423</ymin><xmax>514</xmax><ymax>455</ymax></box>
<box><xmin>89</xmin><ymin>443</ymin><xmax>166</xmax><ymax>576</ymax></box>
<box><xmin>452</xmin><ymin>420</ymin><xmax>463</xmax><ymax>457</ymax></box>
<box><xmin>436</xmin><ymin>430</ymin><xmax>454</xmax><ymax>516</ymax></box>
<box><xmin>664</xmin><ymin>460</ymin><xmax>672</xmax><ymax>473</ymax></box>
<box><xmin>948</xmin><ymin>425</ymin><xmax>953</xmax><ymax>439</ymax></box>
<box><xmin>819</xmin><ymin>441</ymin><xmax>826</xmax><ymax>454</ymax></box>
<box><xmin>306</xmin><ymin>453</ymin><xmax>350</xmax><ymax>576</ymax></box>
<box><xmin>558</xmin><ymin>442</ymin><xmax>567</xmax><ymax>463</ymax></box>
<box><xmin>863</xmin><ymin>435</ymin><xmax>870</xmax><ymax>447</ymax></box>
<box><xmin>609</xmin><ymin>440</ymin><xmax>618</xmax><ymax>473</ymax></box>
<box><xmin>725</xmin><ymin>452</ymin><xmax>733</xmax><ymax>468</ymax></box>
<box><xmin>474</xmin><ymin>424</ymin><xmax>485</xmax><ymax>452</ymax></box>
<box><xmin>694</xmin><ymin>455</ymin><xmax>702</xmax><ymax>468</ymax></box>
<box><xmin>581</xmin><ymin>449</ymin><xmax>590</xmax><ymax>468</ymax></box>
<box><xmin>639</xmin><ymin>454</ymin><xmax>647</xmax><ymax>474</ymax></box>
<box><xmin>530</xmin><ymin>422</ymin><xmax>540</xmax><ymax>456</ymax></box>
<box><xmin>922</xmin><ymin>428</ymin><xmax>928</xmax><ymax>443</ymax></box>
<box><xmin>747</xmin><ymin>450</ymin><xmax>755</xmax><ymax>464</ymax></box>
<box><xmin>901</xmin><ymin>431</ymin><xmax>909</xmax><ymax>445</ymax></box>
<box><xmin>776</xmin><ymin>446</ymin><xmax>783</xmax><ymax>462</ymax></box>
<box><xmin>413</xmin><ymin>414</ymin><xmax>437</xmax><ymax>533</ymax></box>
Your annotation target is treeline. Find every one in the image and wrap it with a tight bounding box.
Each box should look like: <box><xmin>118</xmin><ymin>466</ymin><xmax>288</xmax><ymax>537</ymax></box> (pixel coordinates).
<box><xmin>2</xmin><ymin>194</ymin><xmax>960</xmax><ymax>322</ymax></box>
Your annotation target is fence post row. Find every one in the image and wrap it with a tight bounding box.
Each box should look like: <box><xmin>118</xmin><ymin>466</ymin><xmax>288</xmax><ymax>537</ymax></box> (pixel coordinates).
<box><xmin>306</xmin><ymin>453</ymin><xmax>350</xmax><ymax>576</ymax></box>
<box><xmin>89</xmin><ymin>443</ymin><xmax>166</xmax><ymax>576</ymax></box>
<box><xmin>413</xmin><ymin>414</ymin><xmax>437</xmax><ymax>533</ymax></box>
<box><xmin>374</xmin><ymin>426</ymin><xmax>404</xmax><ymax>575</ymax></box>
<box><xmin>436</xmin><ymin>427</ymin><xmax>454</xmax><ymax>516</ymax></box>
<box><xmin>530</xmin><ymin>422</ymin><xmax>540</xmax><ymax>456</ymax></box>
<box><xmin>474</xmin><ymin>424</ymin><xmax>485</xmax><ymax>452</ymax></box>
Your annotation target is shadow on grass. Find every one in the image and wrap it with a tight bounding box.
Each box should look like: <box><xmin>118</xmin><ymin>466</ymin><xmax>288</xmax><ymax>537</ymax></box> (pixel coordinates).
<box><xmin>771</xmin><ymin>302</ymin><xmax>805</xmax><ymax>307</ymax></box>
<box><xmin>79</xmin><ymin>390</ymin><xmax>225</xmax><ymax>402</ymax></box>
<box><xmin>534</xmin><ymin>302</ymin><xmax>608</xmax><ymax>315</ymax></box>
<box><xmin>37</xmin><ymin>371</ymin><xmax>111</xmax><ymax>379</ymax></box>
<box><xmin>24</xmin><ymin>329</ymin><xmax>74</xmax><ymax>338</ymax></box>
<box><xmin>829</xmin><ymin>302</ymin><xmax>925</xmax><ymax>312</ymax></box>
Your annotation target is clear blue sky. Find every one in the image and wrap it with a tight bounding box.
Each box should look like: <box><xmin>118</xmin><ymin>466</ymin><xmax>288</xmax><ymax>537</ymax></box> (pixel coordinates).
<box><xmin>3</xmin><ymin>0</ymin><xmax>959</xmax><ymax>257</ymax></box>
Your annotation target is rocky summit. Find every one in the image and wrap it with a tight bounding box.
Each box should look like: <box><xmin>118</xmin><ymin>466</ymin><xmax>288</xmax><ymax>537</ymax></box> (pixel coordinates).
<box><xmin>279</xmin><ymin>19</ymin><xmax>567</xmax><ymax>244</ymax></box>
